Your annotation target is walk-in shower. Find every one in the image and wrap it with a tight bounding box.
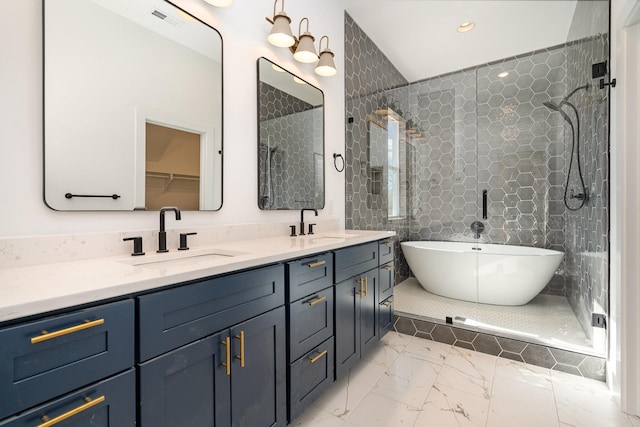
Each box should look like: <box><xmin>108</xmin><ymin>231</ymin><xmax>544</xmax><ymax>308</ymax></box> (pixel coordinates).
<box><xmin>344</xmin><ymin>0</ymin><xmax>610</xmax><ymax>369</ymax></box>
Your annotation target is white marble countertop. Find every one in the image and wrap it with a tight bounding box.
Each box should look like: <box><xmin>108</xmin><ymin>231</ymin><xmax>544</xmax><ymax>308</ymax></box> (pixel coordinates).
<box><xmin>0</xmin><ymin>230</ymin><xmax>395</xmax><ymax>323</ymax></box>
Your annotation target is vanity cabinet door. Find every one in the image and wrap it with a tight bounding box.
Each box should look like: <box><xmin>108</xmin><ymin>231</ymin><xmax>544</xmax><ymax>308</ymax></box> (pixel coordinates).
<box><xmin>359</xmin><ymin>269</ymin><xmax>379</xmax><ymax>356</ymax></box>
<box><xmin>138</xmin><ymin>331</ymin><xmax>231</xmax><ymax>427</ymax></box>
<box><xmin>335</xmin><ymin>269</ymin><xmax>379</xmax><ymax>379</ymax></box>
<box><xmin>230</xmin><ymin>307</ymin><xmax>286</xmax><ymax>427</ymax></box>
<box><xmin>0</xmin><ymin>369</ymin><xmax>135</xmax><ymax>427</ymax></box>
<box><xmin>334</xmin><ymin>276</ymin><xmax>361</xmax><ymax>379</ymax></box>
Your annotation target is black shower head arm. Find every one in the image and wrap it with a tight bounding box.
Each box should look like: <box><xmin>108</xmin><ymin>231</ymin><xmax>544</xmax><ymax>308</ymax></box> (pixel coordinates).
<box><xmin>562</xmin><ymin>83</ymin><xmax>590</xmax><ymax>103</ymax></box>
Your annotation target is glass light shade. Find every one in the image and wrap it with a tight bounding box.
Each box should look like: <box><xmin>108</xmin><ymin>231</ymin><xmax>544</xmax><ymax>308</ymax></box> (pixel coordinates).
<box><xmin>315</xmin><ymin>50</ymin><xmax>337</xmax><ymax>76</ymax></box>
<box><xmin>204</xmin><ymin>0</ymin><xmax>234</xmax><ymax>6</ymax></box>
<box><xmin>268</xmin><ymin>14</ymin><xmax>295</xmax><ymax>47</ymax></box>
<box><xmin>293</xmin><ymin>33</ymin><xmax>317</xmax><ymax>63</ymax></box>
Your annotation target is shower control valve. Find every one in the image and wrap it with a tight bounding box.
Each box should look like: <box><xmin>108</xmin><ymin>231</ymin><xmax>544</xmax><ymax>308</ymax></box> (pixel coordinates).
<box><xmin>570</xmin><ymin>189</ymin><xmax>589</xmax><ymax>202</ymax></box>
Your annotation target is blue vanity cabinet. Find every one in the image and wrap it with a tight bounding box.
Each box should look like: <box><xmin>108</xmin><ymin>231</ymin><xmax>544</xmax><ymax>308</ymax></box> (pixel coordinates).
<box><xmin>0</xmin><ymin>299</ymin><xmax>135</xmax><ymax>421</ymax></box>
<box><xmin>139</xmin><ymin>307</ymin><xmax>286</xmax><ymax>427</ymax></box>
<box><xmin>0</xmin><ymin>369</ymin><xmax>135</xmax><ymax>427</ymax></box>
<box><xmin>334</xmin><ymin>250</ymin><xmax>379</xmax><ymax>380</ymax></box>
<box><xmin>137</xmin><ymin>265</ymin><xmax>287</xmax><ymax>427</ymax></box>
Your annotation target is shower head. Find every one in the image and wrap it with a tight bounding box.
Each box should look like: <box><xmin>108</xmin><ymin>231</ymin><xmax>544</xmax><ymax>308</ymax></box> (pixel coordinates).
<box><xmin>543</xmin><ymin>101</ymin><xmax>573</xmax><ymax>125</ymax></box>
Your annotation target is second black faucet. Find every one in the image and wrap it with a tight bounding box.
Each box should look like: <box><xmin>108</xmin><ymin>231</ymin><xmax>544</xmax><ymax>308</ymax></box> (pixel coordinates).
<box><xmin>299</xmin><ymin>209</ymin><xmax>318</xmax><ymax>236</ymax></box>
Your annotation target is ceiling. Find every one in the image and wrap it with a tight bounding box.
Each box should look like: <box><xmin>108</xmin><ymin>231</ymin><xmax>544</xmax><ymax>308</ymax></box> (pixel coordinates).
<box><xmin>343</xmin><ymin>0</ymin><xmax>579</xmax><ymax>82</ymax></box>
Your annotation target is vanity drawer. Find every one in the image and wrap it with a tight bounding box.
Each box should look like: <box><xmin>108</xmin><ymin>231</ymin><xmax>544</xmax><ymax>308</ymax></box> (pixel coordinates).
<box><xmin>287</xmin><ymin>253</ymin><xmax>333</xmax><ymax>302</ymax></box>
<box><xmin>138</xmin><ymin>264</ymin><xmax>285</xmax><ymax>361</ymax></box>
<box><xmin>288</xmin><ymin>286</ymin><xmax>334</xmax><ymax>361</ymax></box>
<box><xmin>288</xmin><ymin>337</ymin><xmax>334</xmax><ymax>422</ymax></box>
<box><xmin>334</xmin><ymin>242</ymin><xmax>378</xmax><ymax>283</ymax></box>
<box><xmin>379</xmin><ymin>238</ymin><xmax>395</xmax><ymax>265</ymax></box>
<box><xmin>379</xmin><ymin>297</ymin><xmax>394</xmax><ymax>338</ymax></box>
<box><xmin>0</xmin><ymin>300</ymin><xmax>134</xmax><ymax>420</ymax></box>
<box><xmin>0</xmin><ymin>369</ymin><xmax>135</xmax><ymax>427</ymax></box>
<box><xmin>379</xmin><ymin>261</ymin><xmax>395</xmax><ymax>302</ymax></box>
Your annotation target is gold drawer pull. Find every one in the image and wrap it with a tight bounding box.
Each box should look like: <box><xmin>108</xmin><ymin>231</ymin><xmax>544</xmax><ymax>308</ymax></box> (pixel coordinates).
<box><xmin>307</xmin><ymin>296</ymin><xmax>327</xmax><ymax>306</ymax></box>
<box><xmin>235</xmin><ymin>331</ymin><xmax>245</xmax><ymax>368</ymax></box>
<box><xmin>363</xmin><ymin>277</ymin><xmax>368</xmax><ymax>297</ymax></box>
<box><xmin>221</xmin><ymin>337</ymin><xmax>231</xmax><ymax>376</ymax></box>
<box><xmin>31</xmin><ymin>319</ymin><xmax>105</xmax><ymax>344</ymax></box>
<box><xmin>382</xmin><ymin>241</ymin><xmax>393</xmax><ymax>246</ymax></box>
<box><xmin>382</xmin><ymin>299</ymin><xmax>394</xmax><ymax>307</ymax></box>
<box><xmin>38</xmin><ymin>395</ymin><xmax>105</xmax><ymax>427</ymax></box>
<box><xmin>307</xmin><ymin>260</ymin><xmax>327</xmax><ymax>268</ymax></box>
<box><xmin>308</xmin><ymin>349</ymin><xmax>328</xmax><ymax>364</ymax></box>
<box><xmin>383</xmin><ymin>265</ymin><xmax>394</xmax><ymax>271</ymax></box>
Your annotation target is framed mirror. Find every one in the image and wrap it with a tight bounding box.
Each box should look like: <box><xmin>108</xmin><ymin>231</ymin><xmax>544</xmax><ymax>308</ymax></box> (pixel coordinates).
<box><xmin>257</xmin><ymin>57</ymin><xmax>324</xmax><ymax>210</ymax></box>
<box><xmin>43</xmin><ymin>0</ymin><xmax>223</xmax><ymax>211</ymax></box>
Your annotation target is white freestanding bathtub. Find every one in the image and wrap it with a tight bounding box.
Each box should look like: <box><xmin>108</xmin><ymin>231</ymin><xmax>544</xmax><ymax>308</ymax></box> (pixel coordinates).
<box><xmin>400</xmin><ymin>241</ymin><xmax>564</xmax><ymax>306</ymax></box>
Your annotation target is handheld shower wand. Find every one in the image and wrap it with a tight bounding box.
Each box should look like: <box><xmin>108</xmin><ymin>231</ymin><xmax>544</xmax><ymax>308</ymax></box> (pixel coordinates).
<box><xmin>543</xmin><ymin>83</ymin><xmax>590</xmax><ymax>211</ymax></box>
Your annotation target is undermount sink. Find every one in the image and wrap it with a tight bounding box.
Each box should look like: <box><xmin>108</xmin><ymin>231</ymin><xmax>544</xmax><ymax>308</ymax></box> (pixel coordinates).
<box><xmin>121</xmin><ymin>248</ymin><xmax>245</xmax><ymax>269</ymax></box>
<box><xmin>307</xmin><ymin>233</ymin><xmax>361</xmax><ymax>242</ymax></box>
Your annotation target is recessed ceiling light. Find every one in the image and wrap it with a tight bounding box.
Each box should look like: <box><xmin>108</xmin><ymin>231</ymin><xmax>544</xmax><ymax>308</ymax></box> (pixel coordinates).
<box><xmin>457</xmin><ymin>22</ymin><xmax>475</xmax><ymax>33</ymax></box>
<box><xmin>498</xmin><ymin>71</ymin><xmax>510</xmax><ymax>78</ymax></box>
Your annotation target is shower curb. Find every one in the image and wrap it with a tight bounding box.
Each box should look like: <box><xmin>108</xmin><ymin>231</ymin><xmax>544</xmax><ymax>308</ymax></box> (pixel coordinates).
<box><xmin>393</xmin><ymin>314</ymin><xmax>606</xmax><ymax>382</ymax></box>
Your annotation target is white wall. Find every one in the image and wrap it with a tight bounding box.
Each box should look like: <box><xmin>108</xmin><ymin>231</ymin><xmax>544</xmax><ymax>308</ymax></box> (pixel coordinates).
<box><xmin>0</xmin><ymin>0</ymin><xmax>345</xmax><ymax>237</ymax></box>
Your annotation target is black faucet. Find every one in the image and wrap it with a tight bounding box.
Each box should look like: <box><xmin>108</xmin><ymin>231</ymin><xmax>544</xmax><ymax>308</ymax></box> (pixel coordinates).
<box><xmin>299</xmin><ymin>209</ymin><xmax>318</xmax><ymax>236</ymax></box>
<box><xmin>157</xmin><ymin>206</ymin><xmax>181</xmax><ymax>253</ymax></box>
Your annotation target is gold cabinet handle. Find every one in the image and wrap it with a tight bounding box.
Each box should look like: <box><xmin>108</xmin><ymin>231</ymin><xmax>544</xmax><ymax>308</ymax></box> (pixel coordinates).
<box><xmin>363</xmin><ymin>277</ymin><xmax>368</xmax><ymax>297</ymax></box>
<box><xmin>356</xmin><ymin>277</ymin><xmax>365</xmax><ymax>297</ymax></box>
<box><xmin>37</xmin><ymin>395</ymin><xmax>105</xmax><ymax>427</ymax></box>
<box><xmin>383</xmin><ymin>265</ymin><xmax>394</xmax><ymax>271</ymax></box>
<box><xmin>31</xmin><ymin>319</ymin><xmax>105</xmax><ymax>344</ymax></box>
<box><xmin>307</xmin><ymin>260</ymin><xmax>327</xmax><ymax>268</ymax></box>
<box><xmin>382</xmin><ymin>299</ymin><xmax>394</xmax><ymax>307</ymax></box>
<box><xmin>308</xmin><ymin>349</ymin><xmax>328</xmax><ymax>364</ymax></box>
<box><xmin>221</xmin><ymin>337</ymin><xmax>231</xmax><ymax>376</ymax></box>
<box><xmin>235</xmin><ymin>331</ymin><xmax>245</xmax><ymax>368</ymax></box>
<box><xmin>307</xmin><ymin>295</ymin><xmax>327</xmax><ymax>306</ymax></box>
<box><xmin>383</xmin><ymin>241</ymin><xmax>393</xmax><ymax>246</ymax></box>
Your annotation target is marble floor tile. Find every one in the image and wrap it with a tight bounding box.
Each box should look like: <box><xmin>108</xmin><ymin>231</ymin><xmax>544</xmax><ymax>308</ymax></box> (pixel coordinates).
<box><xmin>415</xmin><ymin>381</ymin><xmax>490</xmax><ymax>427</ymax></box>
<box><xmin>487</xmin><ymin>375</ymin><xmax>559</xmax><ymax>427</ymax></box>
<box><xmin>403</xmin><ymin>334</ymin><xmax>452</xmax><ymax>365</ymax></box>
<box><xmin>551</xmin><ymin>370</ymin><xmax>634</xmax><ymax>427</ymax></box>
<box><xmin>493</xmin><ymin>357</ymin><xmax>552</xmax><ymax>391</ymax></box>
<box><xmin>293</xmin><ymin>333</ymin><xmax>637</xmax><ymax>427</ymax></box>
<box><xmin>342</xmin><ymin>391</ymin><xmax>421</xmax><ymax>427</ymax></box>
<box><xmin>371</xmin><ymin>353</ymin><xmax>441</xmax><ymax>408</ymax></box>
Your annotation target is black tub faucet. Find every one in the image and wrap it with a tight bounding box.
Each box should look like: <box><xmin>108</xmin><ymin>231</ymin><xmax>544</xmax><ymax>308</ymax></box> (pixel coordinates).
<box><xmin>299</xmin><ymin>209</ymin><xmax>318</xmax><ymax>236</ymax></box>
<box><xmin>158</xmin><ymin>206</ymin><xmax>181</xmax><ymax>253</ymax></box>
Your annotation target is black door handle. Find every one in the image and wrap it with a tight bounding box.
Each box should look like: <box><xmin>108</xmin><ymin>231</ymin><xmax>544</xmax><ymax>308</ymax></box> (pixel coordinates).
<box><xmin>482</xmin><ymin>190</ymin><xmax>488</xmax><ymax>219</ymax></box>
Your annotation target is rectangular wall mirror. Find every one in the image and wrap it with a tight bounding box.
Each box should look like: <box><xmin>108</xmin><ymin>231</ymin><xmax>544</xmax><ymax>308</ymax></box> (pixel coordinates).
<box><xmin>257</xmin><ymin>57</ymin><xmax>324</xmax><ymax>210</ymax></box>
<box><xmin>43</xmin><ymin>0</ymin><xmax>223</xmax><ymax>211</ymax></box>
